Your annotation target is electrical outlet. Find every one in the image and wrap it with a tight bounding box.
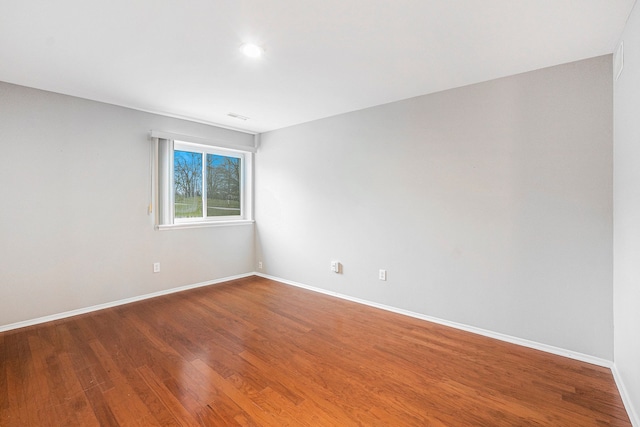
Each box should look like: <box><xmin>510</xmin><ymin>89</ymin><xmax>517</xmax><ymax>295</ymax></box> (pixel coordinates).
<box><xmin>153</xmin><ymin>262</ymin><xmax>160</xmax><ymax>273</ymax></box>
<box><xmin>331</xmin><ymin>261</ymin><xmax>341</xmax><ymax>274</ymax></box>
<box><xmin>258</xmin><ymin>261</ymin><xmax>263</xmax><ymax>269</ymax></box>
<box><xmin>379</xmin><ymin>269</ymin><xmax>387</xmax><ymax>281</ymax></box>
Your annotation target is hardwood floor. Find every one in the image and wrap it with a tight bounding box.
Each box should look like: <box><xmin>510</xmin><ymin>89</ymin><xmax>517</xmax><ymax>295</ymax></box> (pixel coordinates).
<box><xmin>0</xmin><ymin>276</ymin><xmax>631</xmax><ymax>426</ymax></box>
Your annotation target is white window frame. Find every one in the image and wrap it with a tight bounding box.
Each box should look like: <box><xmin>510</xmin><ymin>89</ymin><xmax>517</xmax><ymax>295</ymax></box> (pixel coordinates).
<box><xmin>152</xmin><ymin>132</ymin><xmax>254</xmax><ymax>230</ymax></box>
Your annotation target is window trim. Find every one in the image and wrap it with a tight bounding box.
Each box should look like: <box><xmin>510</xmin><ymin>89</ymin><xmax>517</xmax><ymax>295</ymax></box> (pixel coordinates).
<box><xmin>150</xmin><ymin>130</ymin><xmax>257</xmax><ymax>153</ymax></box>
<box><xmin>151</xmin><ymin>133</ymin><xmax>254</xmax><ymax>230</ymax></box>
<box><xmin>156</xmin><ymin>219</ymin><xmax>254</xmax><ymax>231</ymax></box>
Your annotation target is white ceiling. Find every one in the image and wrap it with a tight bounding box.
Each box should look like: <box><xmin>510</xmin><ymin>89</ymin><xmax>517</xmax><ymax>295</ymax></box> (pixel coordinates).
<box><xmin>0</xmin><ymin>0</ymin><xmax>635</xmax><ymax>134</ymax></box>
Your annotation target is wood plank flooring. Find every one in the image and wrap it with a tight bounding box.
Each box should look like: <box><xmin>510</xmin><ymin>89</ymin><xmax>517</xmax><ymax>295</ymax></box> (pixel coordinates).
<box><xmin>0</xmin><ymin>276</ymin><xmax>631</xmax><ymax>426</ymax></box>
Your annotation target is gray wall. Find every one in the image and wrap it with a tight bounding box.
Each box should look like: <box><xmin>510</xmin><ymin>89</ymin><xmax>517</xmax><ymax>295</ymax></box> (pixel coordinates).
<box><xmin>255</xmin><ymin>55</ymin><xmax>614</xmax><ymax>360</ymax></box>
<box><xmin>614</xmin><ymin>0</ymin><xmax>640</xmax><ymax>421</ymax></box>
<box><xmin>0</xmin><ymin>82</ymin><xmax>255</xmax><ymax>327</ymax></box>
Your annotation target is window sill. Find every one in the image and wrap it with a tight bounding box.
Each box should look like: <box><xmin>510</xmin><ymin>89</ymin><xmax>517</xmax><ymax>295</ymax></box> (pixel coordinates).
<box><xmin>156</xmin><ymin>220</ymin><xmax>255</xmax><ymax>231</ymax></box>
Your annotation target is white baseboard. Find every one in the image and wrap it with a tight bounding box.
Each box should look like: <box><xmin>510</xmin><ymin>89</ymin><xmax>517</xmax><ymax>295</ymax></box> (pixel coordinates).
<box><xmin>255</xmin><ymin>272</ymin><xmax>613</xmax><ymax>369</ymax></box>
<box><xmin>612</xmin><ymin>364</ymin><xmax>640</xmax><ymax>427</ymax></box>
<box><xmin>3</xmin><ymin>271</ymin><xmax>616</xmax><ymax>370</ymax></box>
<box><xmin>0</xmin><ymin>272</ymin><xmax>254</xmax><ymax>333</ymax></box>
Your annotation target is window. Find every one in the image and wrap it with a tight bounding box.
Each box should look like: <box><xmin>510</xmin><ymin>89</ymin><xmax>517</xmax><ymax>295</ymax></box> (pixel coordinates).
<box><xmin>153</xmin><ymin>133</ymin><xmax>254</xmax><ymax>229</ymax></box>
<box><xmin>174</xmin><ymin>142</ymin><xmax>243</xmax><ymax>220</ymax></box>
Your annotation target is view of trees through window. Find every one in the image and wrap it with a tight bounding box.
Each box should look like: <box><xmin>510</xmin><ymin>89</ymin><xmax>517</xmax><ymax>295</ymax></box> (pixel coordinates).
<box><xmin>174</xmin><ymin>150</ymin><xmax>241</xmax><ymax>218</ymax></box>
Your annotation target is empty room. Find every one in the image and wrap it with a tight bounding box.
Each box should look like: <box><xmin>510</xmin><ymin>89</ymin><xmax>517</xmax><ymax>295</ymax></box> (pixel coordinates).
<box><xmin>1</xmin><ymin>1</ymin><xmax>639</xmax><ymax>425</ymax></box>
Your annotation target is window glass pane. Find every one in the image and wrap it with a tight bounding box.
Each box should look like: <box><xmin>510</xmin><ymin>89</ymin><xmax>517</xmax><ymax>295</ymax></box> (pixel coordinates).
<box><xmin>174</xmin><ymin>150</ymin><xmax>203</xmax><ymax>218</ymax></box>
<box><xmin>207</xmin><ymin>154</ymin><xmax>241</xmax><ymax>217</ymax></box>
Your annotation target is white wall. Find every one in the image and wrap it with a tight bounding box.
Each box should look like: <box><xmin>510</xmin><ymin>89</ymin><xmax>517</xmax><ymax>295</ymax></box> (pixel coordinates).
<box><xmin>614</xmin><ymin>0</ymin><xmax>640</xmax><ymax>422</ymax></box>
<box><xmin>0</xmin><ymin>82</ymin><xmax>255</xmax><ymax>328</ymax></box>
<box><xmin>256</xmin><ymin>56</ymin><xmax>614</xmax><ymax>360</ymax></box>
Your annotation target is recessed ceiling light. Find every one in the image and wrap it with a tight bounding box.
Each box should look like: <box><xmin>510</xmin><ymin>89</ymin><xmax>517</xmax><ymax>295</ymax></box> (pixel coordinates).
<box><xmin>240</xmin><ymin>43</ymin><xmax>264</xmax><ymax>58</ymax></box>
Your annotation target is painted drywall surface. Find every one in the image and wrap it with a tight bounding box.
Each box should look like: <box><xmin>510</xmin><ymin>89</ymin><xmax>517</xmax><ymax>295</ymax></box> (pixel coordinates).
<box><xmin>614</xmin><ymin>0</ymin><xmax>640</xmax><ymax>420</ymax></box>
<box><xmin>0</xmin><ymin>82</ymin><xmax>255</xmax><ymax>327</ymax></box>
<box><xmin>256</xmin><ymin>56</ymin><xmax>613</xmax><ymax>359</ymax></box>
